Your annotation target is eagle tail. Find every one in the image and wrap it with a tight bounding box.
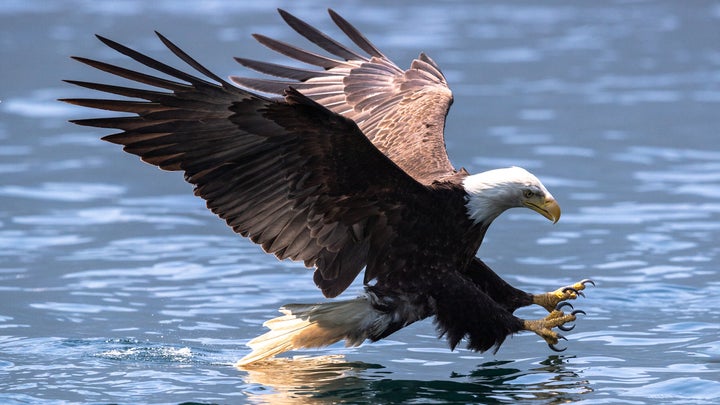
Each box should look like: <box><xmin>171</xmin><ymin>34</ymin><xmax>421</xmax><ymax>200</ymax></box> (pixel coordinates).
<box><xmin>236</xmin><ymin>295</ymin><xmax>381</xmax><ymax>366</ymax></box>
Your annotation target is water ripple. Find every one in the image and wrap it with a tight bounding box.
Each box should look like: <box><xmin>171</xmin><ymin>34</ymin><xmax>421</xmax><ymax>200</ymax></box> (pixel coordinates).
<box><xmin>0</xmin><ymin>183</ymin><xmax>124</xmax><ymax>202</ymax></box>
<box><xmin>622</xmin><ymin>377</ymin><xmax>720</xmax><ymax>402</ymax></box>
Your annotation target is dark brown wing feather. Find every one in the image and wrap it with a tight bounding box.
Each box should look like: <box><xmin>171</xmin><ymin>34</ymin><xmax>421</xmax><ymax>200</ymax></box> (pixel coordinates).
<box><xmin>62</xmin><ymin>32</ymin><xmax>434</xmax><ymax>298</ymax></box>
<box><xmin>230</xmin><ymin>9</ymin><xmax>457</xmax><ymax>184</ymax></box>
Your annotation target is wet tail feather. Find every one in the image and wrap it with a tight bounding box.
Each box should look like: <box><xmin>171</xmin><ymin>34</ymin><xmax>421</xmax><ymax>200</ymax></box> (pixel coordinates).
<box><xmin>236</xmin><ymin>295</ymin><xmax>381</xmax><ymax>366</ymax></box>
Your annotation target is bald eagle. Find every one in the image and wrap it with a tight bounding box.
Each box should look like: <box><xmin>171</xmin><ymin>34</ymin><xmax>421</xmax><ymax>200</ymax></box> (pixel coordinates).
<box><xmin>62</xmin><ymin>9</ymin><xmax>593</xmax><ymax>365</ymax></box>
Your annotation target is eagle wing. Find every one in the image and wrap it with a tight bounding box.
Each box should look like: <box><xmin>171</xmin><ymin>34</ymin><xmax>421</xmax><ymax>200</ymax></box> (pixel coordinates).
<box><xmin>62</xmin><ymin>33</ymin><xmax>435</xmax><ymax>298</ymax></box>
<box><xmin>230</xmin><ymin>9</ymin><xmax>457</xmax><ymax>184</ymax></box>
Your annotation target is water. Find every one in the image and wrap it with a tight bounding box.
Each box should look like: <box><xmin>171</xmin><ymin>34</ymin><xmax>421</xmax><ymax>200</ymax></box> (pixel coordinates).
<box><xmin>1</xmin><ymin>0</ymin><xmax>719</xmax><ymax>403</ymax></box>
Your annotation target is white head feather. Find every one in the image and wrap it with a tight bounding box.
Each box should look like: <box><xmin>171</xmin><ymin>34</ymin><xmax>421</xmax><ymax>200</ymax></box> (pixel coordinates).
<box><xmin>463</xmin><ymin>166</ymin><xmax>556</xmax><ymax>225</ymax></box>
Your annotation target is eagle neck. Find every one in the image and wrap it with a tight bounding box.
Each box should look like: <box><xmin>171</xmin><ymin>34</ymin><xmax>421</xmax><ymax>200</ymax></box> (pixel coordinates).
<box><xmin>461</xmin><ymin>171</ymin><xmax>515</xmax><ymax>226</ymax></box>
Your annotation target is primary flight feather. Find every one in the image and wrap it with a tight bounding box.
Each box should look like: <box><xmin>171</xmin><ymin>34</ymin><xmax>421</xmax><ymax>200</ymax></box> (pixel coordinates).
<box><xmin>62</xmin><ymin>9</ymin><xmax>592</xmax><ymax>366</ymax></box>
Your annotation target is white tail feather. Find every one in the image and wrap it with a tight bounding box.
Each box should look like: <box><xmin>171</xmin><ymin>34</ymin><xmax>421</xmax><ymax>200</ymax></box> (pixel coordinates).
<box><xmin>236</xmin><ymin>295</ymin><xmax>380</xmax><ymax>366</ymax></box>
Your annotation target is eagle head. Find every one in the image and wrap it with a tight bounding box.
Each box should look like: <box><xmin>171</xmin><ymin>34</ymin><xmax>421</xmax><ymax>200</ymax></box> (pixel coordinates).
<box><xmin>462</xmin><ymin>166</ymin><xmax>560</xmax><ymax>225</ymax></box>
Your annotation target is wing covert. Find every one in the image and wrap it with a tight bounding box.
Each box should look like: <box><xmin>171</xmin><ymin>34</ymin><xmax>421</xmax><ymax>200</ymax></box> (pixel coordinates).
<box><xmin>230</xmin><ymin>9</ymin><xmax>457</xmax><ymax>184</ymax></box>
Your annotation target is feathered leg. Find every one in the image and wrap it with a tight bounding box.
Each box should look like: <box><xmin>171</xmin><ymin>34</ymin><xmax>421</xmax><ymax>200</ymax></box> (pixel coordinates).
<box><xmin>464</xmin><ymin>257</ymin><xmax>533</xmax><ymax>311</ymax></box>
<box><xmin>432</xmin><ymin>272</ymin><xmax>526</xmax><ymax>352</ymax></box>
<box><xmin>466</xmin><ymin>258</ymin><xmax>593</xmax><ymax>313</ymax></box>
<box><xmin>433</xmin><ymin>272</ymin><xmax>586</xmax><ymax>353</ymax></box>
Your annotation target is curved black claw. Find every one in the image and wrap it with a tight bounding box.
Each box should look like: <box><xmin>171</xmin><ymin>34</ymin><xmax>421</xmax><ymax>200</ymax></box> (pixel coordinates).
<box><xmin>549</xmin><ymin>344</ymin><xmax>567</xmax><ymax>352</ymax></box>
<box><xmin>558</xmin><ymin>323</ymin><xmax>575</xmax><ymax>332</ymax></box>
<box><xmin>562</xmin><ymin>286</ymin><xmax>585</xmax><ymax>298</ymax></box>
<box><xmin>548</xmin><ymin>335</ymin><xmax>568</xmax><ymax>352</ymax></box>
<box><xmin>571</xmin><ymin>309</ymin><xmax>587</xmax><ymax>316</ymax></box>
<box><xmin>556</xmin><ymin>302</ymin><xmax>574</xmax><ymax>311</ymax></box>
<box><xmin>580</xmin><ymin>279</ymin><xmax>596</xmax><ymax>287</ymax></box>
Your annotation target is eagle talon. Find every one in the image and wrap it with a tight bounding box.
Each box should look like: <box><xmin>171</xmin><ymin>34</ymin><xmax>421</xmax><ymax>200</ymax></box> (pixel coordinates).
<box><xmin>549</xmin><ymin>335</ymin><xmax>567</xmax><ymax>352</ymax></box>
<box><xmin>548</xmin><ymin>343</ymin><xmax>567</xmax><ymax>352</ymax></box>
<box><xmin>533</xmin><ymin>279</ymin><xmax>595</xmax><ymax>312</ymax></box>
<box><xmin>561</xmin><ymin>287</ymin><xmax>586</xmax><ymax>298</ymax></box>
<box><xmin>571</xmin><ymin>309</ymin><xmax>586</xmax><ymax>316</ymax></box>
<box><xmin>580</xmin><ymin>279</ymin><xmax>596</xmax><ymax>287</ymax></box>
<box><xmin>523</xmin><ymin>308</ymin><xmax>581</xmax><ymax>352</ymax></box>
<box><xmin>558</xmin><ymin>323</ymin><xmax>575</xmax><ymax>332</ymax></box>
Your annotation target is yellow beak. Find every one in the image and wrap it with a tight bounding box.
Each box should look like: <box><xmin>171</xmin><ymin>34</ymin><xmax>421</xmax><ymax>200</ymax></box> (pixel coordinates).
<box><xmin>525</xmin><ymin>198</ymin><xmax>561</xmax><ymax>224</ymax></box>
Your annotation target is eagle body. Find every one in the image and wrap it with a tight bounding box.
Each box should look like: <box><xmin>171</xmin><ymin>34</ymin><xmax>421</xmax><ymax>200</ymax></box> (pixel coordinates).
<box><xmin>63</xmin><ymin>9</ymin><xmax>590</xmax><ymax>365</ymax></box>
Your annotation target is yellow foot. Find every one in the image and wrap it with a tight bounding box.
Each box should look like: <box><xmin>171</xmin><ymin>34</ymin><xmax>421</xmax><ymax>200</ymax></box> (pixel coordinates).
<box><xmin>523</xmin><ymin>302</ymin><xmax>586</xmax><ymax>352</ymax></box>
<box><xmin>532</xmin><ymin>279</ymin><xmax>595</xmax><ymax>312</ymax></box>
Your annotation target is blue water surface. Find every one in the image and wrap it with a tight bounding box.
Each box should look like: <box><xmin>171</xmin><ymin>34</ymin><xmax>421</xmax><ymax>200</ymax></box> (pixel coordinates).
<box><xmin>1</xmin><ymin>1</ymin><xmax>719</xmax><ymax>403</ymax></box>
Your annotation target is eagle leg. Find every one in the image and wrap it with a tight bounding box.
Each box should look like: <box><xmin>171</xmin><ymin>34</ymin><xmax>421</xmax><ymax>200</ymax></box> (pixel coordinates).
<box><xmin>532</xmin><ymin>279</ymin><xmax>595</xmax><ymax>312</ymax></box>
<box><xmin>522</xmin><ymin>302</ymin><xmax>586</xmax><ymax>352</ymax></box>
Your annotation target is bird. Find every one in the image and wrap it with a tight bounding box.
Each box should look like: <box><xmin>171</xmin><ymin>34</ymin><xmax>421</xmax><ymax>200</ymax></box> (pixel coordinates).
<box><xmin>61</xmin><ymin>8</ymin><xmax>593</xmax><ymax>366</ymax></box>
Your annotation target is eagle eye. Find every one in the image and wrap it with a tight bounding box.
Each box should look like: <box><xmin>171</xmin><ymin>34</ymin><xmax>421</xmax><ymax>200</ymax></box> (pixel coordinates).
<box><xmin>523</xmin><ymin>190</ymin><xmax>535</xmax><ymax>199</ymax></box>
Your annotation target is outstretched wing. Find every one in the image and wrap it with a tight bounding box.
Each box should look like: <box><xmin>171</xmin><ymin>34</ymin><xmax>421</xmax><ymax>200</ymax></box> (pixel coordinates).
<box><xmin>62</xmin><ymin>33</ymin><xmax>433</xmax><ymax>298</ymax></box>
<box><xmin>231</xmin><ymin>9</ymin><xmax>457</xmax><ymax>184</ymax></box>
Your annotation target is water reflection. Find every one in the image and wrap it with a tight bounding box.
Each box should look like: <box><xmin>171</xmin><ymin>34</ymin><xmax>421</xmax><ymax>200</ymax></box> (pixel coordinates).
<box><xmin>241</xmin><ymin>355</ymin><xmax>374</xmax><ymax>404</ymax></box>
<box><xmin>240</xmin><ymin>355</ymin><xmax>592</xmax><ymax>404</ymax></box>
